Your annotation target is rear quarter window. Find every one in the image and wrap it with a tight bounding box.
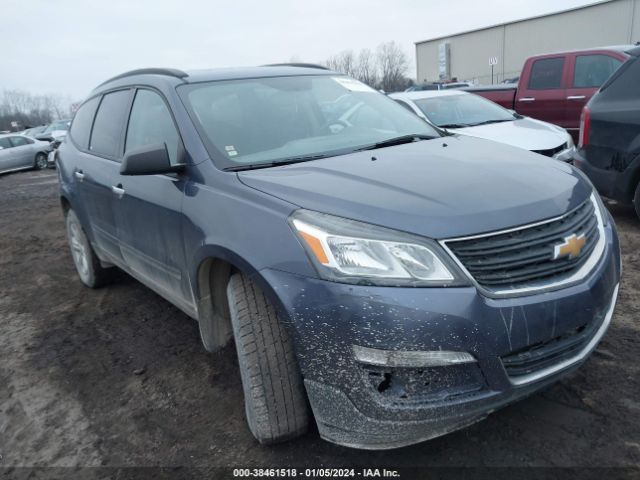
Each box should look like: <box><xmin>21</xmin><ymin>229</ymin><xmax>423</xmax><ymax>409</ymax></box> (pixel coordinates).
<box><xmin>69</xmin><ymin>96</ymin><xmax>100</xmax><ymax>149</ymax></box>
<box><xmin>528</xmin><ymin>57</ymin><xmax>565</xmax><ymax>89</ymax></box>
<box><xmin>89</xmin><ymin>90</ymin><xmax>131</xmax><ymax>158</ymax></box>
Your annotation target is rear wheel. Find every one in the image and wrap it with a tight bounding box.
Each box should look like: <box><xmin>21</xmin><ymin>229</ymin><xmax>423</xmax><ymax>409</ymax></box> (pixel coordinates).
<box><xmin>226</xmin><ymin>273</ymin><xmax>309</xmax><ymax>444</ymax></box>
<box><xmin>34</xmin><ymin>153</ymin><xmax>47</xmax><ymax>170</ymax></box>
<box><xmin>65</xmin><ymin>209</ymin><xmax>114</xmax><ymax>288</ymax></box>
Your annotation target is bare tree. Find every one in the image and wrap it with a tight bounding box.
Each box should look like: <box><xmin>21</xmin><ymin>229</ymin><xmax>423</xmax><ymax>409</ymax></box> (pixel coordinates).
<box><xmin>0</xmin><ymin>89</ymin><xmax>76</xmax><ymax>131</ymax></box>
<box><xmin>376</xmin><ymin>41</ymin><xmax>409</xmax><ymax>92</ymax></box>
<box><xmin>325</xmin><ymin>50</ymin><xmax>357</xmax><ymax>77</ymax></box>
<box><xmin>324</xmin><ymin>42</ymin><xmax>413</xmax><ymax>91</ymax></box>
<box><xmin>355</xmin><ymin>49</ymin><xmax>378</xmax><ymax>87</ymax></box>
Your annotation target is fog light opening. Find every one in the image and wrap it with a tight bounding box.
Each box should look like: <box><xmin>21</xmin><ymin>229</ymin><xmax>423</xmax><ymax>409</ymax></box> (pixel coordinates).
<box><xmin>353</xmin><ymin>345</ymin><xmax>476</xmax><ymax>368</ymax></box>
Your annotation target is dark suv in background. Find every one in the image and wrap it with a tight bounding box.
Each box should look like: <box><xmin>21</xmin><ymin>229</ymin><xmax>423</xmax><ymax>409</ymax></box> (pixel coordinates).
<box><xmin>574</xmin><ymin>46</ymin><xmax>640</xmax><ymax>219</ymax></box>
<box><xmin>57</xmin><ymin>65</ymin><xmax>620</xmax><ymax>449</ymax></box>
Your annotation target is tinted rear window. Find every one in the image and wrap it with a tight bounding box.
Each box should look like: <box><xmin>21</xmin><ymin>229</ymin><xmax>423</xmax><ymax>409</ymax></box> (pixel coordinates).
<box><xmin>601</xmin><ymin>57</ymin><xmax>640</xmax><ymax>100</ymax></box>
<box><xmin>69</xmin><ymin>96</ymin><xmax>100</xmax><ymax>149</ymax></box>
<box><xmin>89</xmin><ymin>90</ymin><xmax>131</xmax><ymax>158</ymax></box>
<box><xmin>528</xmin><ymin>57</ymin><xmax>565</xmax><ymax>89</ymax></box>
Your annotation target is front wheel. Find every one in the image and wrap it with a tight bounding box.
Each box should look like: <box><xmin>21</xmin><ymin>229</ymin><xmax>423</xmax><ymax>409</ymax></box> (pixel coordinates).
<box><xmin>34</xmin><ymin>153</ymin><xmax>47</xmax><ymax>170</ymax></box>
<box><xmin>65</xmin><ymin>209</ymin><xmax>114</xmax><ymax>288</ymax></box>
<box><xmin>227</xmin><ymin>273</ymin><xmax>309</xmax><ymax>444</ymax></box>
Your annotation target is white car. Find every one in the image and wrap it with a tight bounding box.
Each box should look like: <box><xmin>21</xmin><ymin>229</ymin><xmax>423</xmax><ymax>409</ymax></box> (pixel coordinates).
<box><xmin>389</xmin><ymin>90</ymin><xmax>575</xmax><ymax>162</ymax></box>
<box><xmin>0</xmin><ymin>134</ymin><xmax>52</xmax><ymax>174</ymax></box>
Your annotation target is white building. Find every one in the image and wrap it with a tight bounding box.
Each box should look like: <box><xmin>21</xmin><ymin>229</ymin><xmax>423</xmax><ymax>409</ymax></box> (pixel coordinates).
<box><xmin>415</xmin><ymin>0</ymin><xmax>640</xmax><ymax>85</ymax></box>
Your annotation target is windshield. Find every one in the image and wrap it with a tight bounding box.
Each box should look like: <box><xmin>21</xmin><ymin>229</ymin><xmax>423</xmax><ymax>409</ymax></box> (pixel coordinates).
<box><xmin>413</xmin><ymin>93</ymin><xmax>516</xmax><ymax>128</ymax></box>
<box><xmin>44</xmin><ymin>121</ymin><xmax>70</xmax><ymax>133</ymax></box>
<box><xmin>179</xmin><ymin>75</ymin><xmax>440</xmax><ymax>169</ymax></box>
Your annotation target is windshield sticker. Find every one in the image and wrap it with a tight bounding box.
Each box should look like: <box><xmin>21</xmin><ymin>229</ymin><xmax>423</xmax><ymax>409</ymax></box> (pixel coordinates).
<box><xmin>332</xmin><ymin>77</ymin><xmax>376</xmax><ymax>93</ymax></box>
<box><xmin>225</xmin><ymin>145</ymin><xmax>238</xmax><ymax>157</ymax></box>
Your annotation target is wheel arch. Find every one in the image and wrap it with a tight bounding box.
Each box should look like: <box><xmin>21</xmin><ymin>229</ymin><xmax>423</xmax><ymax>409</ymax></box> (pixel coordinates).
<box><xmin>191</xmin><ymin>244</ymin><xmax>289</xmax><ymax>352</ymax></box>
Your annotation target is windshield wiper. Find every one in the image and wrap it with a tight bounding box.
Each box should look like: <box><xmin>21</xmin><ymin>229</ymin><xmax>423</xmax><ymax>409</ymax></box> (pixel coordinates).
<box><xmin>438</xmin><ymin>123</ymin><xmax>470</xmax><ymax>129</ymax></box>
<box><xmin>224</xmin><ymin>154</ymin><xmax>328</xmax><ymax>172</ymax></box>
<box><xmin>355</xmin><ymin>134</ymin><xmax>436</xmax><ymax>152</ymax></box>
<box><xmin>467</xmin><ymin>119</ymin><xmax>512</xmax><ymax>127</ymax></box>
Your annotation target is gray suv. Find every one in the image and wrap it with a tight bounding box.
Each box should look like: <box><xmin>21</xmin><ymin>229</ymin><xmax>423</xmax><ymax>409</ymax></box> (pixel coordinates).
<box><xmin>57</xmin><ymin>65</ymin><xmax>620</xmax><ymax>449</ymax></box>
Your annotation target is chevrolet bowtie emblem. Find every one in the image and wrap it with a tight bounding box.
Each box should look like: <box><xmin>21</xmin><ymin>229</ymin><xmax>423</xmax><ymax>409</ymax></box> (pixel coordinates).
<box><xmin>553</xmin><ymin>233</ymin><xmax>586</xmax><ymax>260</ymax></box>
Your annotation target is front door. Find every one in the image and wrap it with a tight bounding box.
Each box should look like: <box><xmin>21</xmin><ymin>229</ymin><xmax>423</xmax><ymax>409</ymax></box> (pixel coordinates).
<box><xmin>113</xmin><ymin>88</ymin><xmax>192</xmax><ymax>312</ymax></box>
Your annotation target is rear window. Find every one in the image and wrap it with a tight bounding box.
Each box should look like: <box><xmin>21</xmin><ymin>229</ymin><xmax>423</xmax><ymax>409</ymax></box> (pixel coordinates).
<box><xmin>574</xmin><ymin>54</ymin><xmax>623</xmax><ymax>88</ymax></box>
<box><xmin>600</xmin><ymin>57</ymin><xmax>640</xmax><ymax>100</ymax></box>
<box><xmin>69</xmin><ymin>96</ymin><xmax>100</xmax><ymax>149</ymax></box>
<box><xmin>89</xmin><ymin>90</ymin><xmax>131</xmax><ymax>158</ymax></box>
<box><xmin>528</xmin><ymin>57</ymin><xmax>565</xmax><ymax>89</ymax></box>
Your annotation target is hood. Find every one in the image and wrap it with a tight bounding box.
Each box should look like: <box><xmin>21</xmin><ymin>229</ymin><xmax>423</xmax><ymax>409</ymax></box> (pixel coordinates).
<box><xmin>449</xmin><ymin>117</ymin><xmax>569</xmax><ymax>151</ymax></box>
<box><xmin>238</xmin><ymin>135</ymin><xmax>591</xmax><ymax>239</ymax></box>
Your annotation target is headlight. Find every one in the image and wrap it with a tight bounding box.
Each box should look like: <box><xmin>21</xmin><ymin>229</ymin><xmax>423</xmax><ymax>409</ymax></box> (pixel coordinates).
<box><xmin>565</xmin><ymin>132</ymin><xmax>575</xmax><ymax>149</ymax></box>
<box><xmin>290</xmin><ymin>209</ymin><xmax>466</xmax><ymax>286</ymax></box>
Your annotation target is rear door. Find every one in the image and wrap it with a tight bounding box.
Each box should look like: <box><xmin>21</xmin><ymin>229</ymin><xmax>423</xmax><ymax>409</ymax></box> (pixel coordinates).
<box><xmin>565</xmin><ymin>52</ymin><xmax>625</xmax><ymax>136</ymax></box>
<box><xmin>80</xmin><ymin>89</ymin><xmax>133</xmax><ymax>263</ymax></box>
<box><xmin>8</xmin><ymin>136</ymin><xmax>35</xmax><ymax>168</ymax></box>
<box><xmin>516</xmin><ymin>56</ymin><xmax>568</xmax><ymax>127</ymax></box>
<box><xmin>113</xmin><ymin>88</ymin><xmax>192</xmax><ymax>311</ymax></box>
<box><xmin>0</xmin><ymin>137</ymin><xmax>18</xmax><ymax>172</ymax></box>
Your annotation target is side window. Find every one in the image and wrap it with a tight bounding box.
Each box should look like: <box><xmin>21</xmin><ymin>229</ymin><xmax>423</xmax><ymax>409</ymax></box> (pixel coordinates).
<box><xmin>89</xmin><ymin>90</ymin><xmax>131</xmax><ymax>158</ymax></box>
<box><xmin>0</xmin><ymin>137</ymin><xmax>13</xmax><ymax>149</ymax></box>
<box><xmin>9</xmin><ymin>136</ymin><xmax>30</xmax><ymax>147</ymax></box>
<box><xmin>528</xmin><ymin>57</ymin><xmax>565</xmax><ymax>89</ymax></box>
<box><xmin>574</xmin><ymin>55</ymin><xmax>623</xmax><ymax>88</ymax></box>
<box><xmin>69</xmin><ymin>96</ymin><xmax>100</xmax><ymax>149</ymax></box>
<box><xmin>125</xmin><ymin>89</ymin><xmax>180</xmax><ymax>164</ymax></box>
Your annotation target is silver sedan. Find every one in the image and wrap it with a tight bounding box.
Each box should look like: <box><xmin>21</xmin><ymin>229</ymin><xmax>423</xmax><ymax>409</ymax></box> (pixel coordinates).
<box><xmin>0</xmin><ymin>134</ymin><xmax>52</xmax><ymax>174</ymax></box>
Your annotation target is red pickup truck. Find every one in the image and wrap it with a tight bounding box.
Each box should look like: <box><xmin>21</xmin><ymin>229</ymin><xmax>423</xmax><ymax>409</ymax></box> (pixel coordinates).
<box><xmin>466</xmin><ymin>46</ymin><xmax>633</xmax><ymax>142</ymax></box>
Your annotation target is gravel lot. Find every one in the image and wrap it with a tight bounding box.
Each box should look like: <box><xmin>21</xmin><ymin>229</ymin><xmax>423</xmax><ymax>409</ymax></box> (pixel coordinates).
<box><xmin>1</xmin><ymin>169</ymin><xmax>639</xmax><ymax>473</ymax></box>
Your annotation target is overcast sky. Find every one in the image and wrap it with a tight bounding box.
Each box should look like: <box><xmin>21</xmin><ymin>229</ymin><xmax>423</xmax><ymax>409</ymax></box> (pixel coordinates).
<box><xmin>3</xmin><ymin>0</ymin><xmax>594</xmax><ymax>100</ymax></box>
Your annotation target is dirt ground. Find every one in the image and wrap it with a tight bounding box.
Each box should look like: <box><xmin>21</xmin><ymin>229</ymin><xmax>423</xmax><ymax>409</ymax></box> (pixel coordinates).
<box><xmin>1</xmin><ymin>169</ymin><xmax>639</xmax><ymax>473</ymax></box>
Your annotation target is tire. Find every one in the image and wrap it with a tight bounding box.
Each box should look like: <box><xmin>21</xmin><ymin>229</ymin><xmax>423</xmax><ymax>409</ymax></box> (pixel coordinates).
<box><xmin>34</xmin><ymin>152</ymin><xmax>47</xmax><ymax>170</ymax></box>
<box><xmin>227</xmin><ymin>273</ymin><xmax>309</xmax><ymax>444</ymax></box>
<box><xmin>634</xmin><ymin>181</ymin><xmax>640</xmax><ymax>221</ymax></box>
<box><xmin>65</xmin><ymin>209</ymin><xmax>114</xmax><ymax>288</ymax></box>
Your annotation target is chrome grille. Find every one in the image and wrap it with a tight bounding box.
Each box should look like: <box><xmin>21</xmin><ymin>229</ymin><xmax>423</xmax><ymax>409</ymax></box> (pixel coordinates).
<box><xmin>445</xmin><ymin>198</ymin><xmax>600</xmax><ymax>291</ymax></box>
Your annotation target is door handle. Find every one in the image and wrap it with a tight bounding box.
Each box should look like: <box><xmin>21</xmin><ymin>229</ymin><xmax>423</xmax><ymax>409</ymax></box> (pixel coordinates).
<box><xmin>518</xmin><ymin>97</ymin><xmax>535</xmax><ymax>102</ymax></box>
<box><xmin>74</xmin><ymin>171</ymin><xmax>85</xmax><ymax>182</ymax></box>
<box><xmin>567</xmin><ymin>95</ymin><xmax>586</xmax><ymax>100</ymax></box>
<box><xmin>112</xmin><ymin>184</ymin><xmax>125</xmax><ymax>198</ymax></box>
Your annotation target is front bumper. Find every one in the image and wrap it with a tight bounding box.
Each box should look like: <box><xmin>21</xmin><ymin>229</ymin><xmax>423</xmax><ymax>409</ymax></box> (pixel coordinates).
<box><xmin>573</xmin><ymin>149</ymin><xmax>631</xmax><ymax>202</ymax></box>
<box><xmin>261</xmin><ymin>219</ymin><xmax>621</xmax><ymax>449</ymax></box>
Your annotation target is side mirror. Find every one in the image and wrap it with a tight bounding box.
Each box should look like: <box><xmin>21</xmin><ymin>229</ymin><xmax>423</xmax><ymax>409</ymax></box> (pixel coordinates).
<box><xmin>35</xmin><ymin>134</ymin><xmax>54</xmax><ymax>142</ymax></box>
<box><xmin>120</xmin><ymin>143</ymin><xmax>185</xmax><ymax>176</ymax></box>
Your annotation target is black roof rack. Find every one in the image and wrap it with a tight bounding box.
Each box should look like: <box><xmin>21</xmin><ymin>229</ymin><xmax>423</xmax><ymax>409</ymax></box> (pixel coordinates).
<box><xmin>261</xmin><ymin>62</ymin><xmax>330</xmax><ymax>70</ymax></box>
<box><xmin>96</xmin><ymin>68</ymin><xmax>189</xmax><ymax>88</ymax></box>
